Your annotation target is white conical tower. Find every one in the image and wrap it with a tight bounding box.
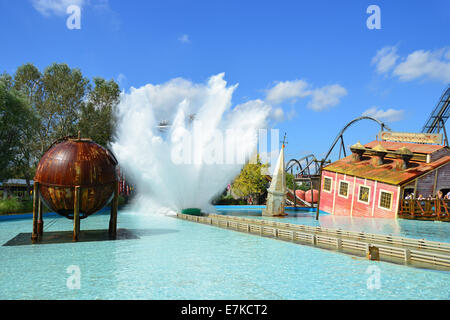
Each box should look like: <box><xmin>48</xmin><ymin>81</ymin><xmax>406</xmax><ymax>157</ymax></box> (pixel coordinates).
<box><xmin>262</xmin><ymin>145</ymin><xmax>287</xmax><ymax>216</ymax></box>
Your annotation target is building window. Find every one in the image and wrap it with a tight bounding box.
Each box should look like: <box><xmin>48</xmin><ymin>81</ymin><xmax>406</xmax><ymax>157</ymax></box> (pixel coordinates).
<box><xmin>358</xmin><ymin>186</ymin><xmax>370</xmax><ymax>203</ymax></box>
<box><xmin>379</xmin><ymin>190</ymin><xmax>393</xmax><ymax>210</ymax></box>
<box><xmin>338</xmin><ymin>181</ymin><xmax>349</xmax><ymax>198</ymax></box>
<box><xmin>323</xmin><ymin>177</ymin><xmax>332</xmax><ymax>193</ymax></box>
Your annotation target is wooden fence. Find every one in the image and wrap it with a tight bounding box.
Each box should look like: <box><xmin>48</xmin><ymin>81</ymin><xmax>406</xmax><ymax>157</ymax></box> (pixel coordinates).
<box><xmin>399</xmin><ymin>199</ymin><xmax>450</xmax><ymax>221</ymax></box>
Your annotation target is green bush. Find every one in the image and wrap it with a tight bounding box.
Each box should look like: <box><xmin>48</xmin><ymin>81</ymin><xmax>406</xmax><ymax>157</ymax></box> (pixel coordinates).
<box><xmin>214</xmin><ymin>195</ymin><xmax>248</xmax><ymax>205</ymax></box>
<box><xmin>0</xmin><ymin>195</ymin><xmax>128</xmax><ymax>215</ymax></box>
<box><xmin>118</xmin><ymin>195</ymin><xmax>126</xmax><ymax>206</ymax></box>
<box><xmin>21</xmin><ymin>199</ymin><xmax>34</xmax><ymax>213</ymax></box>
<box><xmin>0</xmin><ymin>197</ymin><xmax>23</xmax><ymax>214</ymax></box>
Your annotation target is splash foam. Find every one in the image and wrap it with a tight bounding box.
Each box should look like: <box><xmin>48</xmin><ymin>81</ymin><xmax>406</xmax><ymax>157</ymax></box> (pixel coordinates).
<box><xmin>112</xmin><ymin>73</ymin><xmax>271</xmax><ymax>214</ymax></box>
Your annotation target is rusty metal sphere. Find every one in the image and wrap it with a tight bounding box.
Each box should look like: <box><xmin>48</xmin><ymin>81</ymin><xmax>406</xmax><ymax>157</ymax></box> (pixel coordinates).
<box><xmin>34</xmin><ymin>135</ymin><xmax>118</xmax><ymax>219</ymax></box>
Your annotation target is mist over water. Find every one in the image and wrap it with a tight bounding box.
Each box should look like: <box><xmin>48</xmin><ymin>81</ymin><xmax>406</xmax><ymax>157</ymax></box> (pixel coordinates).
<box><xmin>111</xmin><ymin>73</ymin><xmax>271</xmax><ymax>214</ymax></box>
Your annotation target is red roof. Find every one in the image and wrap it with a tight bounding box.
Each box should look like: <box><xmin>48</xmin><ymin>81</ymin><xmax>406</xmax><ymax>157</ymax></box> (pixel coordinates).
<box><xmin>323</xmin><ymin>144</ymin><xmax>450</xmax><ymax>186</ymax></box>
<box><xmin>364</xmin><ymin>140</ymin><xmax>444</xmax><ymax>154</ymax></box>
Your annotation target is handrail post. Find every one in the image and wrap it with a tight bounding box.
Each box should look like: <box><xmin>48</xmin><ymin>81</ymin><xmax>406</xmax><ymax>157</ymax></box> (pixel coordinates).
<box><xmin>436</xmin><ymin>199</ymin><xmax>440</xmax><ymax>219</ymax></box>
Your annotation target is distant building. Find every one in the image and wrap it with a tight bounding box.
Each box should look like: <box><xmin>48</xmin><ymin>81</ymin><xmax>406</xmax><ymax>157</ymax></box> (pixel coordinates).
<box><xmin>0</xmin><ymin>179</ymin><xmax>34</xmax><ymax>199</ymax></box>
<box><xmin>319</xmin><ymin>138</ymin><xmax>450</xmax><ymax>218</ymax></box>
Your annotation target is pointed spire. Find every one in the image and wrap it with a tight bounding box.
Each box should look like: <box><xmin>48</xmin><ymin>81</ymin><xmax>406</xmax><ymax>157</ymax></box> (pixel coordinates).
<box><xmin>268</xmin><ymin>145</ymin><xmax>286</xmax><ymax>193</ymax></box>
<box><xmin>263</xmin><ymin>146</ymin><xmax>287</xmax><ymax>216</ymax></box>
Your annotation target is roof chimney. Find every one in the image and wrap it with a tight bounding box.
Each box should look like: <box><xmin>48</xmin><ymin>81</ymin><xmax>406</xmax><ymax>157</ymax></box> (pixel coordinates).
<box><xmin>395</xmin><ymin>147</ymin><xmax>413</xmax><ymax>170</ymax></box>
<box><xmin>350</xmin><ymin>141</ymin><xmax>366</xmax><ymax>162</ymax></box>
<box><xmin>371</xmin><ymin>144</ymin><xmax>388</xmax><ymax>166</ymax></box>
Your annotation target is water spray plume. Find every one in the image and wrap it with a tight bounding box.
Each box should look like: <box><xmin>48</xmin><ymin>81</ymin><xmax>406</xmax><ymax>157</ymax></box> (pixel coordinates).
<box><xmin>112</xmin><ymin>73</ymin><xmax>271</xmax><ymax>214</ymax></box>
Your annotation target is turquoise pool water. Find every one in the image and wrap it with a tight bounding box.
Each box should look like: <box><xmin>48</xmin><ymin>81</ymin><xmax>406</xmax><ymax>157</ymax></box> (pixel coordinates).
<box><xmin>0</xmin><ymin>208</ymin><xmax>449</xmax><ymax>299</ymax></box>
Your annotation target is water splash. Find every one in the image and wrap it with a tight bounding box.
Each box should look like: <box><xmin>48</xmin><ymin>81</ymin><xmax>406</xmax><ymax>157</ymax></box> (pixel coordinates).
<box><xmin>111</xmin><ymin>73</ymin><xmax>271</xmax><ymax>214</ymax></box>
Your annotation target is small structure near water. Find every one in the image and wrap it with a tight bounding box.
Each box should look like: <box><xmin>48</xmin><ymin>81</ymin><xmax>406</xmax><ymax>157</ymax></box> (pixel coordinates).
<box><xmin>319</xmin><ymin>132</ymin><xmax>450</xmax><ymax>220</ymax></box>
<box><xmin>263</xmin><ymin>145</ymin><xmax>287</xmax><ymax>216</ymax></box>
<box><xmin>32</xmin><ymin>133</ymin><xmax>119</xmax><ymax>242</ymax></box>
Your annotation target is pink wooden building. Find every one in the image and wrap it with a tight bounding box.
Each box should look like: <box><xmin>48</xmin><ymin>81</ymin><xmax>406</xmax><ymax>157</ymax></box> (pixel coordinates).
<box><xmin>319</xmin><ymin>139</ymin><xmax>450</xmax><ymax>219</ymax></box>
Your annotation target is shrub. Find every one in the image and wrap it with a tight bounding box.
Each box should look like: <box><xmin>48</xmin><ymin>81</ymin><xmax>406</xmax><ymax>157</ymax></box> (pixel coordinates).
<box><xmin>118</xmin><ymin>195</ymin><xmax>126</xmax><ymax>206</ymax></box>
<box><xmin>214</xmin><ymin>195</ymin><xmax>248</xmax><ymax>205</ymax></box>
<box><xmin>0</xmin><ymin>197</ymin><xmax>23</xmax><ymax>214</ymax></box>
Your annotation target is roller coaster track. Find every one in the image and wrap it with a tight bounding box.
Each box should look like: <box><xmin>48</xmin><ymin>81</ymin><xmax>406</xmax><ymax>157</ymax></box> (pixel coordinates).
<box><xmin>286</xmin><ymin>116</ymin><xmax>390</xmax><ymax>176</ymax></box>
<box><xmin>283</xmin><ymin>86</ymin><xmax>449</xmax><ymax>209</ymax></box>
<box><xmin>283</xmin><ymin>117</ymin><xmax>390</xmax><ymax>208</ymax></box>
<box><xmin>323</xmin><ymin>116</ymin><xmax>391</xmax><ymax>162</ymax></box>
<box><xmin>421</xmin><ymin>85</ymin><xmax>450</xmax><ymax>145</ymax></box>
<box><xmin>286</xmin><ymin>154</ymin><xmax>319</xmax><ymax>176</ymax></box>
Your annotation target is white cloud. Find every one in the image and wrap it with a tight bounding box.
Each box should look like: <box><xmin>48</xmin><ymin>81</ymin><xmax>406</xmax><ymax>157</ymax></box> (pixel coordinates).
<box><xmin>307</xmin><ymin>84</ymin><xmax>348</xmax><ymax>111</ymax></box>
<box><xmin>265</xmin><ymin>79</ymin><xmax>347</xmax><ymax>113</ymax></box>
<box><xmin>371</xmin><ymin>46</ymin><xmax>399</xmax><ymax>74</ymax></box>
<box><xmin>270</xmin><ymin>107</ymin><xmax>285</xmax><ymax>122</ymax></box>
<box><xmin>178</xmin><ymin>34</ymin><xmax>191</xmax><ymax>44</ymax></box>
<box><xmin>372</xmin><ymin>46</ymin><xmax>450</xmax><ymax>83</ymax></box>
<box><xmin>393</xmin><ymin>48</ymin><xmax>450</xmax><ymax>83</ymax></box>
<box><xmin>362</xmin><ymin>106</ymin><xmax>405</xmax><ymax>122</ymax></box>
<box><xmin>265</xmin><ymin>79</ymin><xmax>310</xmax><ymax>105</ymax></box>
<box><xmin>31</xmin><ymin>0</ymin><xmax>85</xmax><ymax>16</ymax></box>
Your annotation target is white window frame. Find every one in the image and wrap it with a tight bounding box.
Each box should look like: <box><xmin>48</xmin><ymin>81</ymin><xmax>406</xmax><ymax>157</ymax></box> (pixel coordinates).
<box><xmin>357</xmin><ymin>185</ymin><xmax>371</xmax><ymax>204</ymax></box>
<box><xmin>338</xmin><ymin>180</ymin><xmax>350</xmax><ymax>199</ymax></box>
<box><xmin>323</xmin><ymin>176</ymin><xmax>333</xmax><ymax>193</ymax></box>
<box><xmin>378</xmin><ymin>189</ymin><xmax>394</xmax><ymax>211</ymax></box>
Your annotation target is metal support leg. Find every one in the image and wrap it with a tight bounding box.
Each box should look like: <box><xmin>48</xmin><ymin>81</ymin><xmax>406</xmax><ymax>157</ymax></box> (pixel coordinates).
<box><xmin>109</xmin><ymin>181</ymin><xmax>119</xmax><ymax>239</ymax></box>
<box><xmin>37</xmin><ymin>196</ymin><xmax>44</xmax><ymax>237</ymax></box>
<box><xmin>31</xmin><ymin>182</ymin><xmax>39</xmax><ymax>243</ymax></box>
<box><xmin>441</xmin><ymin>119</ymin><xmax>449</xmax><ymax>147</ymax></box>
<box><xmin>73</xmin><ymin>186</ymin><xmax>81</xmax><ymax>241</ymax></box>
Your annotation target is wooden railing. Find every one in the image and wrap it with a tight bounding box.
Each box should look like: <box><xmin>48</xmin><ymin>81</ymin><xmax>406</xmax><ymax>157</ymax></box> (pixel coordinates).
<box><xmin>399</xmin><ymin>199</ymin><xmax>450</xmax><ymax>220</ymax></box>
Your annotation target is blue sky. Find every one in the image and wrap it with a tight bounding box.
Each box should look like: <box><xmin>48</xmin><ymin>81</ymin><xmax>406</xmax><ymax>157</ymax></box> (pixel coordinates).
<box><xmin>1</xmin><ymin>0</ymin><xmax>449</xmax><ymax>162</ymax></box>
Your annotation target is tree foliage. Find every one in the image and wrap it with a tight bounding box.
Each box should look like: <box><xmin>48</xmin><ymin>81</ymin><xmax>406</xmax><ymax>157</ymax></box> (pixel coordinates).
<box><xmin>79</xmin><ymin>78</ymin><xmax>120</xmax><ymax>147</ymax></box>
<box><xmin>0</xmin><ymin>84</ymin><xmax>38</xmax><ymax>181</ymax></box>
<box><xmin>232</xmin><ymin>155</ymin><xmax>269</xmax><ymax>199</ymax></box>
<box><xmin>286</xmin><ymin>172</ymin><xmax>294</xmax><ymax>189</ymax></box>
<box><xmin>0</xmin><ymin>62</ymin><xmax>120</xmax><ymax>185</ymax></box>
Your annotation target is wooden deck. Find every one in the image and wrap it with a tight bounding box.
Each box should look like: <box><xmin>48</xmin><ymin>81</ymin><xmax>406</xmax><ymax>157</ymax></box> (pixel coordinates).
<box><xmin>177</xmin><ymin>213</ymin><xmax>450</xmax><ymax>271</ymax></box>
<box><xmin>399</xmin><ymin>199</ymin><xmax>450</xmax><ymax>222</ymax></box>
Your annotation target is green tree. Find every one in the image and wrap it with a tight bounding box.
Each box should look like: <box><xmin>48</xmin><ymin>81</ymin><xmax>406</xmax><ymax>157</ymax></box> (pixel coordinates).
<box><xmin>0</xmin><ymin>72</ymin><xmax>13</xmax><ymax>89</ymax></box>
<box><xmin>12</xmin><ymin>64</ymin><xmax>43</xmax><ymax>193</ymax></box>
<box><xmin>286</xmin><ymin>172</ymin><xmax>295</xmax><ymax>189</ymax></box>
<box><xmin>297</xmin><ymin>182</ymin><xmax>311</xmax><ymax>191</ymax></box>
<box><xmin>232</xmin><ymin>155</ymin><xmax>269</xmax><ymax>202</ymax></box>
<box><xmin>79</xmin><ymin>77</ymin><xmax>120</xmax><ymax>147</ymax></box>
<box><xmin>0</xmin><ymin>84</ymin><xmax>38</xmax><ymax>182</ymax></box>
<box><xmin>38</xmin><ymin>63</ymin><xmax>90</xmax><ymax>152</ymax></box>
<box><xmin>13</xmin><ymin>63</ymin><xmax>42</xmax><ymax>104</ymax></box>
<box><xmin>1</xmin><ymin>62</ymin><xmax>120</xmax><ymax>192</ymax></box>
